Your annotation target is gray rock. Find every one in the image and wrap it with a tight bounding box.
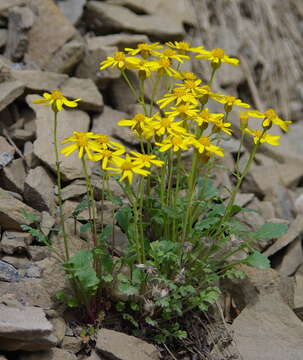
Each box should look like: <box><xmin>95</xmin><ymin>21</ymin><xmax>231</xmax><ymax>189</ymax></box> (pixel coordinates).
<box><xmin>232</xmin><ymin>292</ymin><xmax>303</xmax><ymax>360</ymax></box>
<box><xmin>96</xmin><ymin>328</ymin><xmax>159</xmax><ymax>360</ymax></box>
<box><xmin>0</xmin><ymin>136</ymin><xmax>15</xmax><ymax>169</ymax></box>
<box><xmin>45</xmin><ymin>39</ymin><xmax>85</xmax><ymax>74</ymax></box>
<box><xmin>25</xmin><ymin>0</ymin><xmax>76</xmax><ymax>69</ymax></box>
<box><xmin>277</xmin><ymin>237</ymin><xmax>303</xmax><ymax>276</ymax></box>
<box><xmin>27</xmin><ymin>245</ymin><xmax>50</xmax><ymax>261</ymax></box>
<box><xmin>1</xmin><ymin>231</ymin><xmax>31</xmax><ymax>255</ymax></box>
<box><xmin>23</xmin><ymin>264</ymin><xmax>42</xmax><ymax>278</ymax></box>
<box><xmin>0</xmin><ymin>303</ymin><xmax>55</xmax><ymax>351</ymax></box>
<box><xmin>5</xmin><ymin>5</ymin><xmax>34</xmax><ymax>62</ymax></box>
<box><xmin>24</xmin><ymin>166</ymin><xmax>56</xmax><ymax>213</ymax></box>
<box><xmin>1</xmin><ymin>157</ymin><xmax>26</xmax><ymax>194</ymax></box>
<box><xmin>294</xmin><ymin>193</ymin><xmax>303</xmax><ymax>215</ymax></box>
<box><xmin>19</xmin><ymin>348</ymin><xmax>77</xmax><ymax>360</ymax></box>
<box><xmin>0</xmin><ymin>187</ymin><xmax>39</xmax><ymax>230</ymax></box>
<box><xmin>62</xmin><ymin>336</ymin><xmax>82</xmax><ymax>353</ymax></box>
<box><xmin>40</xmin><ymin>211</ymin><xmax>55</xmax><ymax>237</ymax></box>
<box><xmin>27</xmin><ymin>95</ymin><xmax>90</xmax><ymax>181</ymax></box>
<box><xmin>60</xmin><ymin>77</ymin><xmax>104</xmax><ymax>112</ymax></box>
<box><xmin>0</xmin><ymin>80</ymin><xmax>24</xmax><ymax>112</ymax></box>
<box><xmin>88</xmin><ymin>33</ymin><xmax>149</xmax><ymax>51</ymax></box>
<box><xmin>0</xmin><ymin>0</ymin><xmax>25</xmax><ymax>14</ymax></box>
<box><xmin>58</xmin><ymin>0</ymin><xmax>86</xmax><ymax>25</ymax></box>
<box><xmin>50</xmin><ymin>317</ymin><xmax>66</xmax><ymax>345</ymax></box>
<box><xmin>85</xmin><ymin>2</ymin><xmax>184</xmax><ymax>41</ymax></box>
<box><xmin>0</xmin><ymin>29</ymin><xmax>7</xmax><ymax>48</ymax></box>
<box><xmin>0</xmin><ymin>260</ymin><xmax>19</xmax><ymax>282</ymax></box>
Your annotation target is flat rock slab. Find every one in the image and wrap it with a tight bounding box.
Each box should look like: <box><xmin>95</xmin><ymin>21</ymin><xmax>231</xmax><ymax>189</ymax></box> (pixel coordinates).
<box><xmin>0</xmin><ymin>303</ymin><xmax>56</xmax><ymax>351</ymax></box>
<box><xmin>19</xmin><ymin>348</ymin><xmax>77</xmax><ymax>360</ymax></box>
<box><xmin>96</xmin><ymin>328</ymin><xmax>159</xmax><ymax>360</ymax></box>
<box><xmin>27</xmin><ymin>95</ymin><xmax>90</xmax><ymax>181</ymax></box>
<box><xmin>0</xmin><ymin>80</ymin><xmax>24</xmax><ymax>112</ymax></box>
<box><xmin>25</xmin><ymin>0</ymin><xmax>76</xmax><ymax>69</ymax></box>
<box><xmin>232</xmin><ymin>293</ymin><xmax>303</xmax><ymax>360</ymax></box>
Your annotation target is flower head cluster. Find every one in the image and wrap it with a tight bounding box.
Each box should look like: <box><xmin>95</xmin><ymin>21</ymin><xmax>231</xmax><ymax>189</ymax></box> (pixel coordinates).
<box><xmin>33</xmin><ymin>90</ymin><xmax>80</xmax><ymax>112</ymax></box>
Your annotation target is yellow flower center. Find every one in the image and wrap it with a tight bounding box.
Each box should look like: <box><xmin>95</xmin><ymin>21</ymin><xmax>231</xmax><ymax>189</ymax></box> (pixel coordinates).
<box><xmin>178</xmin><ymin>42</ymin><xmax>190</xmax><ymax>51</ymax></box>
<box><xmin>254</xmin><ymin>130</ymin><xmax>263</xmax><ymax>138</ymax></box>
<box><xmin>133</xmin><ymin>114</ymin><xmax>146</xmax><ymax>123</ymax></box>
<box><xmin>160</xmin><ymin>118</ymin><xmax>172</xmax><ymax>127</ymax></box>
<box><xmin>182</xmin><ymin>72</ymin><xmax>196</xmax><ymax>80</ymax></box>
<box><xmin>264</xmin><ymin>109</ymin><xmax>276</xmax><ymax>120</ymax></box>
<box><xmin>139</xmin><ymin>155</ymin><xmax>152</xmax><ymax>162</ymax></box>
<box><xmin>200</xmin><ymin>109</ymin><xmax>210</xmax><ymax>120</ymax></box>
<box><xmin>159</xmin><ymin>57</ymin><xmax>171</xmax><ymax>68</ymax></box>
<box><xmin>173</xmin><ymin>88</ymin><xmax>187</xmax><ymax>97</ymax></box>
<box><xmin>97</xmin><ymin>135</ymin><xmax>109</xmax><ymax>144</ymax></box>
<box><xmin>184</xmin><ymin>80</ymin><xmax>197</xmax><ymax>89</ymax></box>
<box><xmin>163</xmin><ymin>49</ymin><xmax>176</xmax><ymax>57</ymax></box>
<box><xmin>102</xmin><ymin>149</ymin><xmax>113</xmax><ymax>157</ymax></box>
<box><xmin>51</xmin><ymin>90</ymin><xmax>63</xmax><ymax>100</ymax></box>
<box><xmin>176</xmin><ymin>105</ymin><xmax>188</xmax><ymax>113</ymax></box>
<box><xmin>121</xmin><ymin>161</ymin><xmax>133</xmax><ymax>170</ymax></box>
<box><xmin>212</xmin><ymin>48</ymin><xmax>225</xmax><ymax>59</ymax></box>
<box><xmin>198</xmin><ymin>137</ymin><xmax>211</xmax><ymax>146</ymax></box>
<box><xmin>225</xmin><ymin>96</ymin><xmax>236</xmax><ymax>105</ymax></box>
<box><xmin>114</xmin><ymin>52</ymin><xmax>125</xmax><ymax>61</ymax></box>
<box><xmin>171</xmin><ymin>136</ymin><xmax>182</xmax><ymax>146</ymax></box>
<box><xmin>75</xmin><ymin>133</ymin><xmax>89</xmax><ymax>147</ymax></box>
<box><xmin>138</xmin><ymin>43</ymin><xmax>151</xmax><ymax>51</ymax></box>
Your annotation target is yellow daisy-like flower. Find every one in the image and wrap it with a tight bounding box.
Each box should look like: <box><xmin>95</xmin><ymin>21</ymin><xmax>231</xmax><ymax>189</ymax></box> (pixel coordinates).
<box><xmin>61</xmin><ymin>131</ymin><xmax>100</xmax><ymax>159</ymax></box>
<box><xmin>152</xmin><ymin>114</ymin><xmax>186</xmax><ymax>136</ymax></box>
<box><xmin>33</xmin><ymin>90</ymin><xmax>80</xmax><ymax>112</ymax></box>
<box><xmin>155</xmin><ymin>134</ymin><xmax>192</xmax><ymax>153</ymax></box>
<box><xmin>160</xmin><ymin>48</ymin><xmax>190</xmax><ymax>63</ymax></box>
<box><xmin>166</xmin><ymin>41</ymin><xmax>204</xmax><ymax>55</ymax></box>
<box><xmin>95</xmin><ymin>134</ymin><xmax>125</xmax><ymax>151</ymax></box>
<box><xmin>196</xmin><ymin>48</ymin><xmax>239</xmax><ymax>68</ymax></box>
<box><xmin>124</xmin><ymin>42</ymin><xmax>163</xmax><ymax>58</ymax></box>
<box><xmin>117</xmin><ymin>113</ymin><xmax>153</xmax><ymax>136</ymax></box>
<box><xmin>175</xmin><ymin>71</ymin><xmax>198</xmax><ymax>81</ymax></box>
<box><xmin>211</xmin><ymin>94</ymin><xmax>250</xmax><ymax>112</ymax></box>
<box><xmin>245</xmin><ymin>108</ymin><xmax>292</xmax><ymax>132</ymax></box>
<box><xmin>244</xmin><ymin>128</ymin><xmax>280</xmax><ymax>146</ymax></box>
<box><xmin>107</xmin><ymin>154</ymin><xmax>150</xmax><ymax>184</ymax></box>
<box><xmin>193</xmin><ymin>108</ymin><xmax>224</xmax><ymax>127</ymax></box>
<box><xmin>155</xmin><ymin>56</ymin><xmax>180</xmax><ymax>77</ymax></box>
<box><xmin>193</xmin><ymin>136</ymin><xmax>224</xmax><ymax>157</ymax></box>
<box><xmin>168</xmin><ymin>103</ymin><xmax>199</xmax><ymax>119</ymax></box>
<box><xmin>157</xmin><ymin>88</ymin><xmax>198</xmax><ymax>109</ymax></box>
<box><xmin>130</xmin><ymin>152</ymin><xmax>164</xmax><ymax>168</ymax></box>
<box><xmin>126</xmin><ymin>57</ymin><xmax>159</xmax><ymax>78</ymax></box>
<box><xmin>175</xmin><ymin>79</ymin><xmax>202</xmax><ymax>97</ymax></box>
<box><xmin>92</xmin><ymin>147</ymin><xmax>125</xmax><ymax>169</ymax></box>
<box><xmin>100</xmin><ymin>51</ymin><xmax>129</xmax><ymax>70</ymax></box>
<box><xmin>210</xmin><ymin>118</ymin><xmax>233</xmax><ymax>135</ymax></box>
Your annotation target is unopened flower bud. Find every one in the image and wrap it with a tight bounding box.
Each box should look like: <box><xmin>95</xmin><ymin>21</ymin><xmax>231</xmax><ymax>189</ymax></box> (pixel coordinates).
<box><xmin>262</xmin><ymin>118</ymin><xmax>272</xmax><ymax>130</ymax></box>
<box><xmin>239</xmin><ymin>111</ymin><xmax>249</xmax><ymax>130</ymax></box>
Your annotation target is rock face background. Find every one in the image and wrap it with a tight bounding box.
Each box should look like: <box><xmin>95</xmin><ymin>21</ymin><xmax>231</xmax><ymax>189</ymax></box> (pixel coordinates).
<box><xmin>0</xmin><ymin>0</ymin><xmax>302</xmax><ymax>359</ymax></box>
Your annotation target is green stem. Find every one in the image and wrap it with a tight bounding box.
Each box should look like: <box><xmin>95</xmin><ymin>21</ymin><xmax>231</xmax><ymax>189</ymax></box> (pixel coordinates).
<box><xmin>149</xmin><ymin>74</ymin><xmax>161</xmax><ymax>117</ymax></box>
<box><xmin>208</xmin><ymin>67</ymin><xmax>217</xmax><ymax>87</ymax></box>
<box><xmin>172</xmin><ymin>152</ymin><xmax>182</xmax><ymax>242</ymax></box>
<box><xmin>139</xmin><ymin>77</ymin><xmax>147</xmax><ymax>115</ymax></box>
<box><xmin>53</xmin><ymin>111</ymin><xmax>69</xmax><ymax>261</ymax></box>
<box><xmin>121</xmin><ymin>70</ymin><xmax>138</xmax><ymax>100</ymax></box>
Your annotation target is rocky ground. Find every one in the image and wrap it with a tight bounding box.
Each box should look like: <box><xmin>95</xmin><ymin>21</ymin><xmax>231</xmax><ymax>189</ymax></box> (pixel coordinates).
<box><xmin>0</xmin><ymin>0</ymin><xmax>302</xmax><ymax>359</ymax></box>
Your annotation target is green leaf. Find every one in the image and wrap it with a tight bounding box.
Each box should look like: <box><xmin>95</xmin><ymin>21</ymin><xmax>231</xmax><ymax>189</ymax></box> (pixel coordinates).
<box><xmin>194</xmin><ymin>217</ymin><xmax>219</xmax><ymax>231</ymax></box>
<box><xmin>80</xmin><ymin>222</ymin><xmax>91</xmax><ymax>234</ymax></box>
<box><xmin>245</xmin><ymin>251</ymin><xmax>271</xmax><ymax>269</ymax></box>
<box><xmin>76</xmin><ymin>268</ymin><xmax>99</xmax><ymax>290</ymax></box>
<box><xmin>107</xmin><ymin>193</ymin><xmax>123</xmax><ymax>206</ymax></box>
<box><xmin>67</xmin><ymin>249</ymin><xmax>93</xmax><ymax>271</ymax></box>
<box><xmin>72</xmin><ymin>199</ymin><xmax>89</xmax><ymax>217</ymax></box>
<box><xmin>101</xmin><ymin>274</ymin><xmax>113</xmax><ymax>283</ymax></box>
<box><xmin>115</xmin><ymin>207</ymin><xmax>132</xmax><ymax>233</ymax></box>
<box><xmin>252</xmin><ymin>222</ymin><xmax>288</xmax><ymax>240</ymax></box>
<box><xmin>98</xmin><ymin>224</ymin><xmax>113</xmax><ymax>243</ymax></box>
<box><xmin>196</xmin><ymin>177</ymin><xmax>219</xmax><ymax>198</ymax></box>
<box><xmin>20</xmin><ymin>209</ymin><xmax>38</xmax><ymax>223</ymax></box>
<box><xmin>21</xmin><ymin>225</ymin><xmax>49</xmax><ymax>245</ymax></box>
<box><xmin>118</xmin><ymin>282</ymin><xmax>138</xmax><ymax>296</ymax></box>
<box><xmin>116</xmin><ymin>301</ymin><xmax>125</xmax><ymax>312</ymax></box>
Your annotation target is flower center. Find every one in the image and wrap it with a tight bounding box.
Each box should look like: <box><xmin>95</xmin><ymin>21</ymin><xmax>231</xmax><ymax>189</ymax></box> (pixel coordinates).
<box><xmin>138</xmin><ymin>43</ymin><xmax>150</xmax><ymax>51</ymax></box>
<box><xmin>176</xmin><ymin>105</ymin><xmax>188</xmax><ymax>113</ymax></box>
<box><xmin>51</xmin><ymin>90</ymin><xmax>63</xmax><ymax>100</ymax></box>
<box><xmin>163</xmin><ymin>49</ymin><xmax>176</xmax><ymax>57</ymax></box>
<box><xmin>97</xmin><ymin>135</ymin><xmax>109</xmax><ymax>144</ymax></box>
<box><xmin>114</xmin><ymin>52</ymin><xmax>125</xmax><ymax>61</ymax></box>
<box><xmin>140</xmin><ymin>155</ymin><xmax>152</xmax><ymax>162</ymax></box>
<box><xmin>173</xmin><ymin>88</ymin><xmax>187</xmax><ymax>97</ymax></box>
<box><xmin>178</xmin><ymin>42</ymin><xmax>190</xmax><ymax>50</ymax></box>
<box><xmin>121</xmin><ymin>161</ymin><xmax>133</xmax><ymax>170</ymax></box>
<box><xmin>198</xmin><ymin>137</ymin><xmax>211</xmax><ymax>146</ymax></box>
<box><xmin>134</xmin><ymin>114</ymin><xmax>146</xmax><ymax>123</ymax></box>
<box><xmin>171</xmin><ymin>136</ymin><xmax>182</xmax><ymax>146</ymax></box>
<box><xmin>226</xmin><ymin>96</ymin><xmax>236</xmax><ymax>105</ymax></box>
<box><xmin>160</xmin><ymin>118</ymin><xmax>172</xmax><ymax>127</ymax></box>
<box><xmin>264</xmin><ymin>109</ymin><xmax>276</xmax><ymax>120</ymax></box>
<box><xmin>76</xmin><ymin>133</ymin><xmax>88</xmax><ymax>147</ymax></box>
<box><xmin>159</xmin><ymin>57</ymin><xmax>171</xmax><ymax>68</ymax></box>
<box><xmin>254</xmin><ymin>130</ymin><xmax>263</xmax><ymax>138</ymax></box>
<box><xmin>212</xmin><ymin>48</ymin><xmax>225</xmax><ymax>59</ymax></box>
<box><xmin>182</xmin><ymin>72</ymin><xmax>196</xmax><ymax>80</ymax></box>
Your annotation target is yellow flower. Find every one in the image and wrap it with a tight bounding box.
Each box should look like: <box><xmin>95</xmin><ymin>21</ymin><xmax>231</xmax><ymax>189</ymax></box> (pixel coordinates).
<box><xmin>117</xmin><ymin>113</ymin><xmax>153</xmax><ymax>136</ymax></box>
<box><xmin>175</xmin><ymin>71</ymin><xmax>198</xmax><ymax>81</ymax></box>
<box><xmin>157</xmin><ymin>88</ymin><xmax>198</xmax><ymax>109</ymax></box>
<box><xmin>210</xmin><ymin>118</ymin><xmax>233</xmax><ymax>135</ymax></box>
<box><xmin>193</xmin><ymin>108</ymin><xmax>224</xmax><ymax>127</ymax></box>
<box><xmin>130</xmin><ymin>152</ymin><xmax>164</xmax><ymax>168</ymax></box>
<box><xmin>152</xmin><ymin>114</ymin><xmax>186</xmax><ymax>136</ymax></box>
<box><xmin>244</xmin><ymin>128</ymin><xmax>280</xmax><ymax>146</ymax></box>
<box><xmin>33</xmin><ymin>90</ymin><xmax>80</xmax><ymax>112</ymax></box>
<box><xmin>246</xmin><ymin>108</ymin><xmax>291</xmax><ymax>132</ymax></box>
<box><xmin>193</xmin><ymin>136</ymin><xmax>224</xmax><ymax>157</ymax></box>
<box><xmin>155</xmin><ymin>134</ymin><xmax>192</xmax><ymax>152</ymax></box>
<box><xmin>100</xmin><ymin>51</ymin><xmax>129</xmax><ymax>70</ymax></box>
<box><xmin>125</xmin><ymin>42</ymin><xmax>163</xmax><ymax>58</ymax></box>
<box><xmin>61</xmin><ymin>132</ymin><xmax>100</xmax><ymax>159</ymax></box>
<box><xmin>160</xmin><ymin>48</ymin><xmax>190</xmax><ymax>63</ymax></box>
<box><xmin>175</xmin><ymin>79</ymin><xmax>202</xmax><ymax>97</ymax></box>
<box><xmin>107</xmin><ymin>154</ymin><xmax>150</xmax><ymax>184</ymax></box>
<box><xmin>92</xmin><ymin>148</ymin><xmax>125</xmax><ymax>169</ymax></box>
<box><xmin>155</xmin><ymin>56</ymin><xmax>180</xmax><ymax>77</ymax></box>
<box><xmin>95</xmin><ymin>134</ymin><xmax>125</xmax><ymax>151</ymax></box>
<box><xmin>168</xmin><ymin>104</ymin><xmax>199</xmax><ymax>119</ymax></box>
<box><xmin>126</xmin><ymin>57</ymin><xmax>159</xmax><ymax>78</ymax></box>
<box><xmin>166</xmin><ymin>41</ymin><xmax>204</xmax><ymax>55</ymax></box>
<box><xmin>196</xmin><ymin>48</ymin><xmax>239</xmax><ymax>68</ymax></box>
<box><xmin>211</xmin><ymin>94</ymin><xmax>250</xmax><ymax>112</ymax></box>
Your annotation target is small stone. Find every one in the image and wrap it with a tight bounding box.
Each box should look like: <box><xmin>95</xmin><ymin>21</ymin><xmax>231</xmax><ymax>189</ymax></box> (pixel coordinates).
<box><xmin>1</xmin><ymin>255</ymin><xmax>31</xmax><ymax>269</ymax></box>
<box><xmin>1</xmin><ymin>157</ymin><xmax>26</xmax><ymax>193</ymax></box>
<box><xmin>58</xmin><ymin>0</ymin><xmax>86</xmax><ymax>25</ymax></box>
<box><xmin>0</xmin><ymin>136</ymin><xmax>15</xmax><ymax>169</ymax></box>
<box><xmin>62</xmin><ymin>336</ymin><xmax>83</xmax><ymax>353</ymax></box>
<box><xmin>25</xmin><ymin>0</ymin><xmax>76</xmax><ymax>69</ymax></box>
<box><xmin>0</xmin><ymin>80</ymin><xmax>24</xmax><ymax>112</ymax></box>
<box><xmin>61</xmin><ymin>180</ymin><xmax>87</xmax><ymax>201</ymax></box>
<box><xmin>23</xmin><ymin>264</ymin><xmax>42</xmax><ymax>278</ymax></box>
<box><xmin>50</xmin><ymin>317</ymin><xmax>66</xmax><ymax>345</ymax></box>
<box><xmin>24</xmin><ymin>166</ymin><xmax>56</xmax><ymax>213</ymax></box>
<box><xmin>294</xmin><ymin>193</ymin><xmax>303</xmax><ymax>215</ymax></box>
<box><xmin>277</xmin><ymin>237</ymin><xmax>303</xmax><ymax>276</ymax></box>
<box><xmin>19</xmin><ymin>348</ymin><xmax>77</xmax><ymax>360</ymax></box>
<box><xmin>27</xmin><ymin>245</ymin><xmax>50</xmax><ymax>261</ymax></box>
<box><xmin>89</xmin><ymin>33</ymin><xmax>149</xmax><ymax>51</ymax></box>
<box><xmin>1</xmin><ymin>231</ymin><xmax>31</xmax><ymax>255</ymax></box>
<box><xmin>40</xmin><ymin>211</ymin><xmax>55</xmax><ymax>237</ymax></box>
<box><xmin>0</xmin><ymin>260</ymin><xmax>19</xmax><ymax>282</ymax></box>
<box><xmin>96</xmin><ymin>328</ymin><xmax>160</xmax><ymax>360</ymax></box>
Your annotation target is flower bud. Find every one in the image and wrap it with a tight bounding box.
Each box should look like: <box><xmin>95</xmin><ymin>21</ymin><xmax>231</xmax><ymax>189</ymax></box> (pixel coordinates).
<box><xmin>262</xmin><ymin>118</ymin><xmax>272</xmax><ymax>130</ymax></box>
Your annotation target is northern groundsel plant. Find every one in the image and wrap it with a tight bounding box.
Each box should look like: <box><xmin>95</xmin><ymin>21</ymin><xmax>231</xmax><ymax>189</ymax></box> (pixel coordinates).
<box><xmin>27</xmin><ymin>41</ymin><xmax>290</xmax><ymax>343</ymax></box>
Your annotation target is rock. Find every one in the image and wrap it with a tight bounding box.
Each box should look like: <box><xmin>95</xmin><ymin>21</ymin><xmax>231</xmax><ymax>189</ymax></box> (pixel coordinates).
<box><xmin>24</xmin><ymin>141</ymin><xmax>40</xmax><ymax>169</ymax></box>
<box><xmin>294</xmin><ymin>193</ymin><xmax>303</xmax><ymax>215</ymax></box>
<box><xmin>1</xmin><ymin>231</ymin><xmax>31</xmax><ymax>255</ymax></box>
<box><xmin>27</xmin><ymin>95</ymin><xmax>90</xmax><ymax>181</ymax></box>
<box><xmin>0</xmin><ymin>260</ymin><xmax>19</xmax><ymax>282</ymax></box>
<box><xmin>40</xmin><ymin>211</ymin><xmax>55</xmax><ymax>237</ymax></box>
<box><xmin>0</xmin><ymin>136</ymin><xmax>15</xmax><ymax>169</ymax></box>
<box><xmin>24</xmin><ymin>166</ymin><xmax>56</xmax><ymax>212</ymax></box>
<box><xmin>89</xmin><ymin>33</ymin><xmax>149</xmax><ymax>51</ymax></box>
<box><xmin>0</xmin><ymin>303</ymin><xmax>55</xmax><ymax>351</ymax></box>
<box><xmin>85</xmin><ymin>2</ymin><xmax>184</xmax><ymax>41</ymax></box>
<box><xmin>25</xmin><ymin>0</ymin><xmax>76</xmax><ymax>69</ymax></box>
<box><xmin>263</xmin><ymin>214</ymin><xmax>303</xmax><ymax>257</ymax></box>
<box><xmin>222</xmin><ymin>265</ymin><xmax>294</xmax><ymax>311</ymax></box>
<box><xmin>231</xmin><ymin>292</ymin><xmax>303</xmax><ymax>360</ymax></box>
<box><xmin>50</xmin><ymin>317</ymin><xmax>66</xmax><ymax>345</ymax></box>
<box><xmin>1</xmin><ymin>157</ymin><xmax>25</xmax><ymax>193</ymax></box>
<box><xmin>265</xmin><ymin>184</ymin><xmax>295</xmax><ymax>220</ymax></box>
<box><xmin>1</xmin><ymin>255</ymin><xmax>31</xmax><ymax>269</ymax></box>
<box><xmin>92</xmin><ymin>105</ymin><xmax>137</xmax><ymax>146</ymax></box>
<box><xmin>61</xmin><ymin>180</ymin><xmax>87</xmax><ymax>201</ymax></box>
<box><xmin>62</xmin><ymin>336</ymin><xmax>83</xmax><ymax>353</ymax></box>
<box><xmin>5</xmin><ymin>5</ymin><xmax>34</xmax><ymax>62</ymax></box>
<box><xmin>23</xmin><ymin>263</ymin><xmax>42</xmax><ymax>278</ymax></box>
<box><xmin>96</xmin><ymin>328</ymin><xmax>160</xmax><ymax>360</ymax></box>
<box><xmin>60</xmin><ymin>77</ymin><xmax>104</xmax><ymax>112</ymax></box>
<box><xmin>0</xmin><ymin>187</ymin><xmax>39</xmax><ymax>230</ymax></box>
<box><xmin>28</xmin><ymin>245</ymin><xmax>50</xmax><ymax>261</ymax></box>
<box><xmin>0</xmin><ymin>0</ymin><xmax>25</xmax><ymax>14</ymax></box>
<box><xmin>0</xmin><ymin>29</ymin><xmax>7</xmax><ymax>48</ymax></box>
<box><xmin>294</xmin><ymin>265</ymin><xmax>303</xmax><ymax>309</ymax></box>
<box><xmin>58</xmin><ymin>0</ymin><xmax>86</xmax><ymax>25</ymax></box>
<box><xmin>19</xmin><ymin>348</ymin><xmax>77</xmax><ymax>360</ymax></box>
<box><xmin>0</xmin><ymin>80</ymin><xmax>24</xmax><ymax>112</ymax></box>
<box><xmin>277</xmin><ymin>238</ymin><xmax>303</xmax><ymax>276</ymax></box>
<box><xmin>45</xmin><ymin>40</ymin><xmax>85</xmax><ymax>74</ymax></box>
<box><xmin>12</xmin><ymin>70</ymin><xmax>68</xmax><ymax>93</ymax></box>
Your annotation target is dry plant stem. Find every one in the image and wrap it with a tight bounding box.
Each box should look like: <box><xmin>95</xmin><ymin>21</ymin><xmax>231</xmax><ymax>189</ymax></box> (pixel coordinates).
<box><xmin>53</xmin><ymin>111</ymin><xmax>69</xmax><ymax>261</ymax></box>
<box><xmin>81</xmin><ymin>156</ymin><xmax>97</xmax><ymax>247</ymax></box>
